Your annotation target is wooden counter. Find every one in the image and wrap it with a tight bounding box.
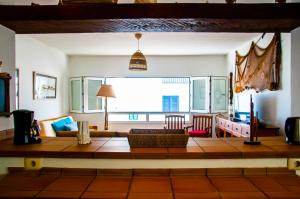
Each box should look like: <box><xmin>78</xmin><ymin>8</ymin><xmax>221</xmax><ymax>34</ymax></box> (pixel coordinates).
<box><xmin>0</xmin><ymin>136</ymin><xmax>299</xmax><ymax>159</ymax></box>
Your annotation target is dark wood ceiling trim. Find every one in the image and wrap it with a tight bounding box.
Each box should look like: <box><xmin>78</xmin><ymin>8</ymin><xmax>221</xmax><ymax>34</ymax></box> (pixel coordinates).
<box><xmin>0</xmin><ymin>3</ymin><xmax>300</xmax><ymax>33</ymax></box>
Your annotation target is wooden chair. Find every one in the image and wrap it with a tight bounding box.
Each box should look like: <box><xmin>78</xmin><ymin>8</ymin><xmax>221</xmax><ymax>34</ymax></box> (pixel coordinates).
<box><xmin>187</xmin><ymin>115</ymin><xmax>213</xmax><ymax>137</ymax></box>
<box><xmin>164</xmin><ymin>115</ymin><xmax>186</xmax><ymax>130</ymax></box>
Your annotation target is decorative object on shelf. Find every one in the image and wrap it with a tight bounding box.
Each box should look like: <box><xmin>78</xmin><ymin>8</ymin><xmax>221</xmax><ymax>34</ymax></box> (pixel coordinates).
<box><xmin>228</xmin><ymin>72</ymin><xmax>234</xmax><ymax>119</ymax></box>
<box><xmin>225</xmin><ymin>0</ymin><xmax>236</xmax><ymax>3</ymax></box>
<box><xmin>33</xmin><ymin>72</ymin><xmax>57</xmax><ymax>100</ymax></box>
<box><xmin>77</xmin><ymin>121</ymin><xmax>91</xmax><ymax>144</ymax></box>
<box><xmin>96</xmin><ymin>84</ymin><xmax>116</xmax><ymax>130</ymax></box>
<box><xmin>234</xmin><ymin>33</ymin><xmax>281</xmax><ymax>93</ymax></box>
<box><xmin>129</xmin><ymin>33</ymin><xmax>147</xmax><ymax>71</ymax></box>
<box><xmin>0</xmin><ymin>72</ymin><xmax>11</xmax><ymax>117</ymax></box>
<box><xmin>244</xmin><ymin>94</ymin><xmax>261</xmax><ymax>145</ymax></box>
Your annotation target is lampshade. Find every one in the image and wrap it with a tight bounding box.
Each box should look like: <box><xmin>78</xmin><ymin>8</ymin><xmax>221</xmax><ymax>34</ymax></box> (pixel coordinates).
<box><xmin>96</xmin><ymin>84</ymin><xmax>116</xmax><ymax>98</ymax></box>
<box><xmin>129</xmin><ymin>33</ymin><xmax>147</xmax><ymax>71</ymax></box>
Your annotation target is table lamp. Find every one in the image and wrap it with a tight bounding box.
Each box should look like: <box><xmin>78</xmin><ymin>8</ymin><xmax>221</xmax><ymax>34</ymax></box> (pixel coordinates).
<box><xmin>96</xmin><ymin>84</ymin><xmax>116</xmax><ymax>130</ymax></box>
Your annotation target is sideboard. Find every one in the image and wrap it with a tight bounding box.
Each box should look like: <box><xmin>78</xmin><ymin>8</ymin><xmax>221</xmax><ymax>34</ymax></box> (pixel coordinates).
<box><xmin>216</xmin><ymin>116</ymin><xmax>280</xmax><ymax>138</ymax></box>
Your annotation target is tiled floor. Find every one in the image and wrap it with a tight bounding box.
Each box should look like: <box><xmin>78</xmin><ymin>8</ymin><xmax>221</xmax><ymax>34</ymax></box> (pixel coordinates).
<box><xmin>1</xmin><ymin>169</ymin><xmax>300</xmax><ymax>199</ymax></box>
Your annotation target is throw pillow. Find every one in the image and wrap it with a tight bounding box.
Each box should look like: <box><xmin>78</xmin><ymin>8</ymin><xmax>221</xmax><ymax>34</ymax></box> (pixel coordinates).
<box><xmin>51</xmin><ymin>117</ymin><xmax>72</xmax><ymax>132</ymax></box>
<box><xmin>64</xmin><ymin>121</ymin><xmax>78</xmax><ymax>131</ymax></box>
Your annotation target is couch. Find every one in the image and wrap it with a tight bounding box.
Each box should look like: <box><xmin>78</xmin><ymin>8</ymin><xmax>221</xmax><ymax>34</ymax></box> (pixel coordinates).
<box><xmin>38</xmin><ymin>115</ymin><xmax>128</xmax><ymax>137</ymax></box>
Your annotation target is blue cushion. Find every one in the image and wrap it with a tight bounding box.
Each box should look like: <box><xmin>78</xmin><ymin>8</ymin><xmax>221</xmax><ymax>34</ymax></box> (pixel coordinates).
<box><xmin>51</xmin><ymin>117</ymin><xmax>72</xmax><ymax>132</ymax></box>
<box><xmin>64</xmin><ymin>121</ymin><xmax>78</xmax><ymax>131</ymax></box>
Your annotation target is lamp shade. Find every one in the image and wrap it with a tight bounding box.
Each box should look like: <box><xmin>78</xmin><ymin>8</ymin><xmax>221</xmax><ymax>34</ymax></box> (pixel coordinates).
<box><xmin>129</xmin><ymin>50</ymin><xmax>147</xmax><ymax>70</ymax></box>
<box><xmin>96</xmin><ymin>84</ymin><xmax>116</xmax><ymax>98</ymax></box>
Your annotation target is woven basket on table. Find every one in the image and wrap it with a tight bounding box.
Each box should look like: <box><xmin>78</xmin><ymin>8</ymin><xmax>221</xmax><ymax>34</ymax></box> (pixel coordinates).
<box><xmin>128</xmin><ymin>129</ymin><xmax>189</xmax><ymax>148</ymax></box>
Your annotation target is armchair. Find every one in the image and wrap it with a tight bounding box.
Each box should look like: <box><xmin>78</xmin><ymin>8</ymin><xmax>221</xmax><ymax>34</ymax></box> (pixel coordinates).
<box><xmin>187</xmin><ymin>115</ymin><xmax>213</xmax><ymax>137</ymax></box>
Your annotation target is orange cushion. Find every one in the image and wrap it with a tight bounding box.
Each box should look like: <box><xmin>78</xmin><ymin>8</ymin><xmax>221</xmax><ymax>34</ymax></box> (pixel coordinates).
<box><xmin>188</xmin><ymin>130</ymin><xmax>209</xmax><ymax>137</ymax></box>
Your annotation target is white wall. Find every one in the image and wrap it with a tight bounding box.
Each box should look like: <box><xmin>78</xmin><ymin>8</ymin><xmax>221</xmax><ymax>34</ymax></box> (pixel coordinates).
<box><xmin>291</xmin><ymin>27</ymin><xmax>300</xmax><ymax>116</ymax></box>
<box><xmin>0</xmin><ymin>25</ymin><xmax>15</xmax><ymax>131</ymax></box>
<box><xmin>227</xmin><ymin>33</ymin><xmax>292</xmax><ymax>134</ymax></box>
<box><xmin>16</xmin><ymin>35</ymin><xmax>68</xmax><ymax>120</ymax></box>
<box><xmin>69</xmin><ymin>55</ymin><xmax>227</xmax><ymax>131</ymax></box>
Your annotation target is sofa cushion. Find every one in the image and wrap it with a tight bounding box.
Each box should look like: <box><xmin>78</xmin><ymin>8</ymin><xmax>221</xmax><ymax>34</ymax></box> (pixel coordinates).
<box><xmin>188</xmin><ymin>130</ymin><xmax>209</xmax><ymax>137</ymax></box>
<box><xmin>52</xmin><ymin>117</ymin><xmax>72</xmax><ymax>132</ymax></box>
<box><xmin>39</xmin><ymin>116</ymin><xmax>74</xmax><ymax>137</ymax></box>
<box><xmin>64</xmin><ymin>121</ymin><xmax>78</xmax><ymax>131</ymax></box>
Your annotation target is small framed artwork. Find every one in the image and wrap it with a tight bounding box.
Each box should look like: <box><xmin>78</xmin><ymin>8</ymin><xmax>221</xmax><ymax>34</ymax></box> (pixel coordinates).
<box><xmin>33</xmin><ymin>72</ymin><xmax>57</xmax><ymax>100</ymax></box>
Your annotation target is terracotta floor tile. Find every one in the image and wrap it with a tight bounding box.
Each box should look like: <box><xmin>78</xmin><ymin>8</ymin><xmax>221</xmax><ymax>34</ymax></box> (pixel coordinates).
<box><xmin>36</xmin><ymin>190</ymin><xmax>83</xmax><ymax>198</ymax></box>
<box><xmin>243</xmin><ymin>168</ymin><xmax>267</xmax><ymax>176</ymax></box>
<box><xmin>175</xmin><ymin>192</ymin><xmax>220</xmax><ymax>199</ymax></box>
<box><xmin>207</xmin><ymin>168</ymin><xmax>243</xmax><ymax>176</ymax></box>
<box><xmin>0</xmin><ymin>190</ymin><xmax>39</xmax><ymax>198</ymax></box>
<box><xmin>209</xmin><ymin>177</ymin><xmax>258</xmax><ymax>192</ymax></box>
<box><xmin>102</xmin><ymin>140</ymin><xmax>130</xmax><ymax>147</ymax></box>
<box><xmin>170</xmin><ymin>169</ymin><xmax>206</xmax><ymax>176</ymax></box>
<box><xmin>193</xmin><ymin>139</ymin><xmax>228</xmax><ymax>146</ymax></box>
<box><xmin>0</xmin><ymin>175</ymin><xmax>57</xmax><ymax>191</ymax></box>
<box><xmin>201</xmin><ymin>145</ymin><xmax>240</xmax><ymax>155</ymax></box>
<box><xmin>127</xmin><ymin>192</ymin><xmax>173</xmax><ymax>199</ymax></box>
<box><xmin>168</xmin><ymin>147</ymin><xmax>205</xmax><ymax>158</ymax></box>
<box><xmin>86</xmin><ymin>176</ymin><xmax>130</xmax><ymax>192</ymax></box>
<box><xmin>44</xmin><ymin>176</ymin><xmax>94</xmax><ymax>192</ymax></box>
<box><xmin>219</xmin><ymin>191</ymin><xmax>267</xmax><ymax>199</ymax></box>
<box><xmin>247</xmin><ymin>176</ymin><xmax>287</xmax><ymax>192</ymax></box>
<box><xmin>96</xmin><ymin>146</ymin><xmax>131</xmax><ymax>153</ymax></box>
<box><xmin>81</xmin><ymin>192</ymin><xmax>127</xmax><ymax>199</ymax></box>
<box><xmin>171</xmin><ymin>176</ymin><xmax>216</xmax><ymax>193</ymax></box>
<box><xmin>63</xmin><ymin>141</ymin><xmax>107</xmax><ymax>152</ymax></box>
<box><xmin>264</xmin><ymin>191</ymin><xmax>300</xmax><ymax>199</ymax></box>
<box><xmin>133</xmin><ymin>169</ymin><xmax>170</xmax><ymax>176</ymax></box>
<box><xmin>130</xmin><ymin>177</ymin><xmax>172</xmax><ymax>193</ymax></box>
<box><xmin>270</xmin><ymin>175</ymin><xmax>300</xmax><ymax>192</ymax></box>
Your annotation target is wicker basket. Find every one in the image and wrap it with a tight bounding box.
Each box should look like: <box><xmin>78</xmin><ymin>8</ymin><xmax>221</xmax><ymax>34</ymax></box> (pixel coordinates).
<box><xmin>128</xmin><ymin>129</ymin><xmax>189</xmax><ymax>148</ymax></box>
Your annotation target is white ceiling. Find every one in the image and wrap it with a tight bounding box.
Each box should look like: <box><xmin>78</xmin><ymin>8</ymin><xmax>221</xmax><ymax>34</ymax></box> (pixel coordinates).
<box><xmin>27</xmin><ymin>32</ymin><xmax>261</xmax><ymax>56</ymax></box>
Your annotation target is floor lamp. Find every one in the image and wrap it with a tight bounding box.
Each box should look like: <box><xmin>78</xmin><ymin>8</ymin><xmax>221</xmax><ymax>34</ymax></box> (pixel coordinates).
<box><xmin>96</xmin><ymin>84</ymin><xmax>116</xmax><ymax>130</ymax></box>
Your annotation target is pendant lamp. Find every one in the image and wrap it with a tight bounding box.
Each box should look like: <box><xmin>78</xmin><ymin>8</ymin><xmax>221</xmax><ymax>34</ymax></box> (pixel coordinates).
<box><xmin>129</xmin><ymin>33</ymin><xmax>147</xmax><ymax>71</ymax></box>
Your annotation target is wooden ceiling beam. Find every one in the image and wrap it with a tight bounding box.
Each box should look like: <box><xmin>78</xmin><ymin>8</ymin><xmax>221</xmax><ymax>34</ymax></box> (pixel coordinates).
<box><xmin>0</xmin><ymin>3</ymin><xmax>300</xmax><ymax>33</ymax></box>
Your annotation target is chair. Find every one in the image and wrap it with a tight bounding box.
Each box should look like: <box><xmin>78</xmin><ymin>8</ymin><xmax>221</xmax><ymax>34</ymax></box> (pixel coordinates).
<box><xmin>164</xmin><ymin>115</ymin><xmax>186</xmax><ymax>130</ymax></box>
<box><xmin>187</xmin><ymin>115</ymin><xmax>213</xmax><ymax>137</ymax></box>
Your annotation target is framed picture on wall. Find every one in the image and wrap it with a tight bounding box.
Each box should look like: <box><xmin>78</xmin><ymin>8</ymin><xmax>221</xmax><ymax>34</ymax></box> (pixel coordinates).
<box><xmin>33</xmin><ymin>72</ymin><xmax>57</xmax><ymax>100</ymax></box>
<box><xmin>0</xmin><ymin>72</ymin><xmax>11</xmax><ymax>117</ymax></box>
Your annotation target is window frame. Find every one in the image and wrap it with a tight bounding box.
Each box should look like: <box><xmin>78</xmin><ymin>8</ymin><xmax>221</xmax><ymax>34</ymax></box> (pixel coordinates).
<box><xmin>190</xmin><ymin>76</ymin><xmax>210</xmax><ymax>113</ymax></box>
<box><xmin>83</xmin><ymin>77</ymin><xmax>105</xmax><ymax>113</ymax></box>
<box><xmin>69</xmin><ymin>77</ymin><xmax>83</xmax><ymax>113</ymax></box>
<box><xmin>211</xmin><ymin>76</ymin><xmax>228</xmax><ymax>113</ymax></box>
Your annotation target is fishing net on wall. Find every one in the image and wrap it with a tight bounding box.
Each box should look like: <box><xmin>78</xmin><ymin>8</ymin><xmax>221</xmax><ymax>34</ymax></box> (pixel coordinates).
<box><xmin>234</xmin><ymin>33</ymin><xmax>281</xmax><ymax>93</ymax></box>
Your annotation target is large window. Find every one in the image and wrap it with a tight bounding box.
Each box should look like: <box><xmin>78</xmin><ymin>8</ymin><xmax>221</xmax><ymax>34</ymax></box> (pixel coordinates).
<box><xmin>106</xmin><ymin>77</ymin><xmax>190</xmax><ymax>113</ymax></box>
<box><xmin>70</xmin><ymin>76</ymin><xmax>227</xmax><ymax>122</ymax></box>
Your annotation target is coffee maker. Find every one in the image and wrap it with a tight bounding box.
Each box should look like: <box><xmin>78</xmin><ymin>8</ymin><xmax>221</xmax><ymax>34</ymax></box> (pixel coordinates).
<box><xmin>12</xmin><ymin>110</ymin><xmax>42</xmax><ymax>145</ymax></box>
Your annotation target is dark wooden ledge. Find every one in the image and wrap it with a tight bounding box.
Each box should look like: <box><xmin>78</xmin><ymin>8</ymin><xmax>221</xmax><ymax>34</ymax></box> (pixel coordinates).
<box><xmin>0</xmin><ymin>3</ymin><xmax>300</xmax><ymax>33</ymax></box>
